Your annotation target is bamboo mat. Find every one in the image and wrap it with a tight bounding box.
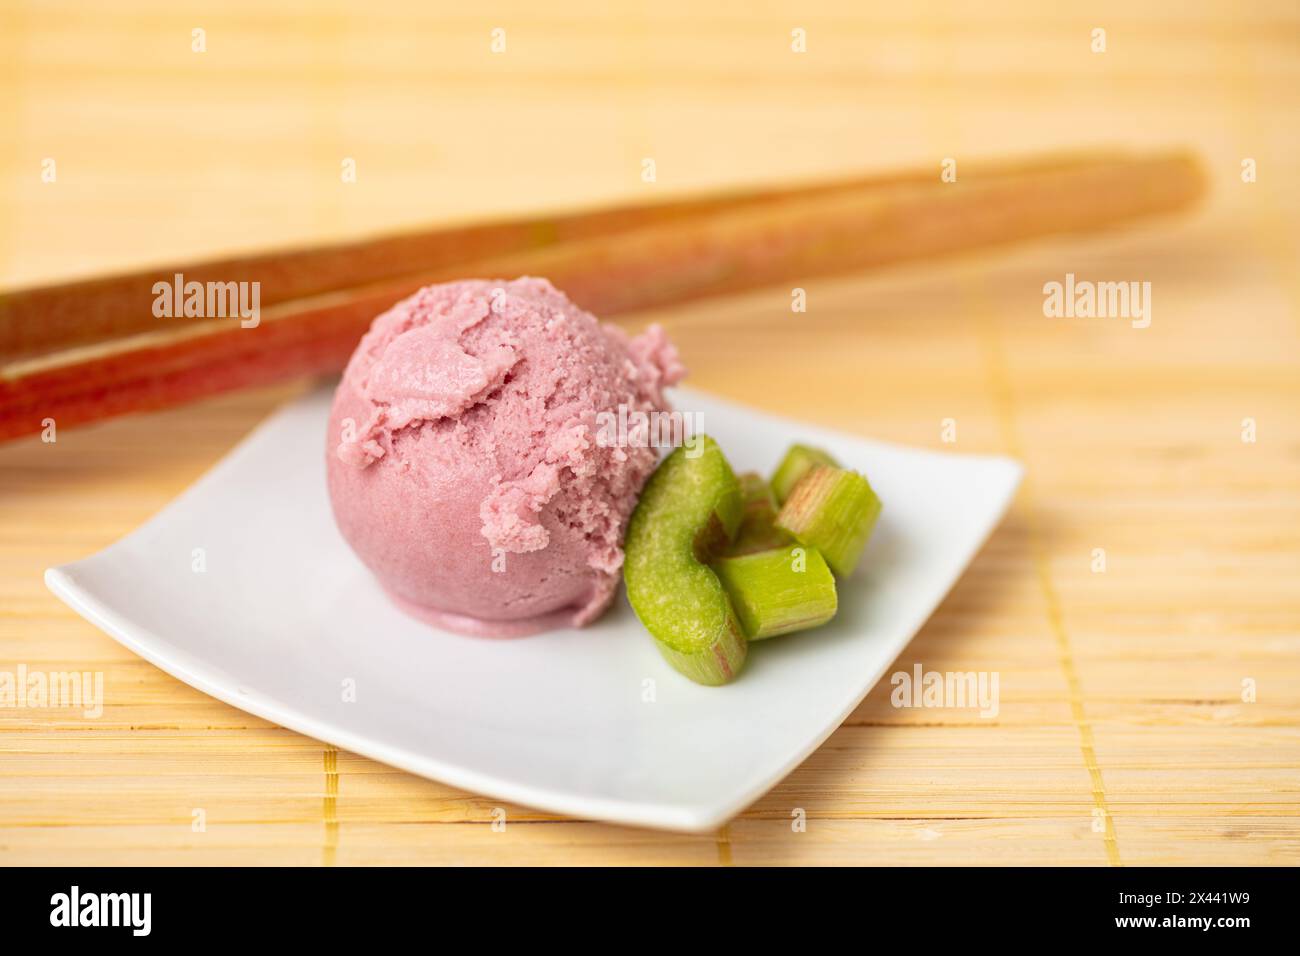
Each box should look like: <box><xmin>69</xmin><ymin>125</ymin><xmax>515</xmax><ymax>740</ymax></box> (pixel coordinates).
<box><xmin>1</xmin><ymin>0</ymin><xmax>1298</xmax><ymax>865</ymax></box>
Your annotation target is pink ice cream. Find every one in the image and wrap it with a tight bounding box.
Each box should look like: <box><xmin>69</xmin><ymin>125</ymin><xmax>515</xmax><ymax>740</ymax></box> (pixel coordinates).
<box><xmin>326</xmin><ymin>277</ymin><xmax>685</xmax><ymax>636</ymax></box>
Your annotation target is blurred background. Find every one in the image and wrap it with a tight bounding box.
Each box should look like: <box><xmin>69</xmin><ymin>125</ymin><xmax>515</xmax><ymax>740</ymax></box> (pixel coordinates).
<box><xmin>1</xmin><ymin>1</ymin><xmax>1297</xmax><ymax>864</ymax></box>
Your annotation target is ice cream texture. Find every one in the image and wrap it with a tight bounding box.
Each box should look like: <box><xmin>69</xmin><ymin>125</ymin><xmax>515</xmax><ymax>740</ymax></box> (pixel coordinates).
<box><xmin>326</xmin><ymin>277</ymin><xmax>685</xmax><ymax>636</ymax></box>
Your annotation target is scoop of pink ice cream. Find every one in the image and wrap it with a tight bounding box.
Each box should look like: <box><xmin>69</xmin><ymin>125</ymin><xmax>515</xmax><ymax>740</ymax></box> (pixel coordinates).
<box><xmin>326</xmin><ymin>277</ymin><xmax>685</xmax><ymax>636</ymax></box>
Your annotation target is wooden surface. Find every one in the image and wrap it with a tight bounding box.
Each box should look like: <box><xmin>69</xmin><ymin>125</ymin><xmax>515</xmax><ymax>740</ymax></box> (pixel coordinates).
<box><xmin>2</xmin><ymin>1</ymin><xmax>1298</xmax><ymax>865</ymax></box>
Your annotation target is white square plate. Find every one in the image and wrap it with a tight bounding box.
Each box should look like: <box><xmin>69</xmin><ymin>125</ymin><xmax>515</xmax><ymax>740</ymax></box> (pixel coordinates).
<box><xmin>46</xmin><ymin>385</ymin><xmax>1020</xmax><ymax>832</ymax></box>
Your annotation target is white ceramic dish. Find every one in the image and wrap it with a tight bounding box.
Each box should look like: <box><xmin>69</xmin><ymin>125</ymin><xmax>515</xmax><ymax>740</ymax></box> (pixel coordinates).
<box><xmin>46</xmin><ymin>385</ymin><xmax>1020</xmax><ymax>832</ymax></box>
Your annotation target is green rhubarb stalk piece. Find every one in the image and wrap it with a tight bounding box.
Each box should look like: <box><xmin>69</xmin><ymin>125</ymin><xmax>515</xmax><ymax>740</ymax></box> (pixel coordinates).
<box><xmin>770</xmin><ymin>443</ymin><xmax>839</xmax><ymax>504</ymax></box>
<box><xmin>712</xmin><ymin>545</ymin><xmax>837</xmax><ymax>640</ymax></box>
<box><xmin>774</xmin><ymin>465</ymin><xmax>881</xmax><ymax>577</ymax></box>
<box><xmin>729</xmin><ymin>472</ymin><xmax>794</xmax><ymax>555</ymax></box>
<box><xmin>623</xmin><ymin>436</ymin><xmax>747</xmax><ymax>685</ymax></box>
